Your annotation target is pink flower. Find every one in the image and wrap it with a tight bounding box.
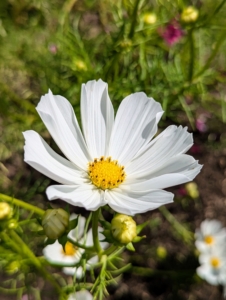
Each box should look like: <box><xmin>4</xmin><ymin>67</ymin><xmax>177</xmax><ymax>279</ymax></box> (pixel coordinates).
<box><xmin>159</xmin><ymin>20</ymin><xmax>184</xmax><ymax>46</ymax></box>
<box><xmin>48</xmin><ymin>44</ymin><xmax>58</xmax><ymax>54</ymax></box>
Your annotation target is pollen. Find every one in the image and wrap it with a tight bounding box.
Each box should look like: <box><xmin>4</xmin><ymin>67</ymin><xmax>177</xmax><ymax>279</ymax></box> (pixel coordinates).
<box><xmin>88</xmin><ymin>156</ymin><xmax>126</xmax><ymax>190</ymax></box>
<box><xmin>62</xmin><ymin>242</ymin><xmax>77</xmax><ymax>256</ymax></box>
<box><xmin>204</xmin><ymin>235</ymin><xmax>214</xmax><ymax>245</ymax></box>
<box><xmin>210</xmin><ymin>257</ymin><xmax>220</xmax><ymax>268</ymax></box>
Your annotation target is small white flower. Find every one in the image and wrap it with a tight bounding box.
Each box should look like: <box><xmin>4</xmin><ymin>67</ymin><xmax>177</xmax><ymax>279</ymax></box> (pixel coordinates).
<box><xmin>43</xmin><ymin>214</ymin><xmax>108</xmax><ymax>278</ymax></box>
<box><xmin>195</xmin><ymin>219</ymin><xmax>226</xmax><ymax>253</ymax></box>
<box><xmin>23</xmin><ymin>79</ymin><xmax>202</xmax><ymax>215</ymax></box>
<box><xmin>68</xmin><ymin>290</ymin><xmax>93</xmax><ymax>300</ymax></box>
<box><xmin>197</xmin><ymin>245</ymin><xmax>226</xmax><ymax>286</ymax></box>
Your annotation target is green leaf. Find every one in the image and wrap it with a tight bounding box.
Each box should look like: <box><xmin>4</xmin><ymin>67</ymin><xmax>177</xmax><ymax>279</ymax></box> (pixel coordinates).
<box><xmin>58</xmin><ymin>234</ymin><xmax>68</xmax><ymax>251</ymax></box>
<box><xmin>126</xmin><ymin>242</ymin><xmax>135</xmax><ymax>252</ymax></box>
<box><xmin>69</xmin><ymin>216</ymin><xmax>78</xmax><ymax>231</ymax></box>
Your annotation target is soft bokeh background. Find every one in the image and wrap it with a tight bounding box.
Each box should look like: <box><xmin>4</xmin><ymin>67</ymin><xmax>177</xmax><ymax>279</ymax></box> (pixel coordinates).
<box><xmin>1</xmin><ymin>0</ymin><xmax>226</xmax><ymax>299</ymax></box>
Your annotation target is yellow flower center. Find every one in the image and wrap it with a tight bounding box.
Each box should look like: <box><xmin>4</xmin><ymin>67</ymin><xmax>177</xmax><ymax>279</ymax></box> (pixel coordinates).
<box><xmin>62</xmin><ymin>242</ymin><xmax>77</xmax><ymax>256</ymax></box>
<box><xmin>88</xmin><ymin>156</ymin><xmax>126</xmax><ymax>190</ymax></box>
<box><xmin>210</xmin><ymin>257</ymin><xmax>220</xmax><ymax>268</ymax></box>
<box><xmin>204</xmin><ymin>235</ymin><xmax>214</xmax><ymax>245</ymax></box>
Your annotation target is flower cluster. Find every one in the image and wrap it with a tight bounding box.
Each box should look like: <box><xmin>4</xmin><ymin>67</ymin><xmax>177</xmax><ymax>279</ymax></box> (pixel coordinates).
<box><xmin>195</xmin><ymin>219</ymin><xmax>226</xmax><ymax>287</ymax></box>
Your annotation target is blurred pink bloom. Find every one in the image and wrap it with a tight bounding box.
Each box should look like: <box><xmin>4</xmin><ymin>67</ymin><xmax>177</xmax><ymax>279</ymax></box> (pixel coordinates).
<box><xmin>177</xmin><ymin>187</ymin><xmax>187</xmax><ymax>197</ymax></box>
<box><xmin>189</xmin><ymin>144</ymin><xmax>202</xmax><ymax>155</ymax></box>
<box><xmin>196</xmin><ymin>119</ymin><xmax>208</xmax><ymax>132</ymax></box>
<box><xmin>48</xmin><ymin>44</ymin><xmax>58</xmax><ymax>54</ymax></box>
<box><xmin>196</xmin><ymin>113</ymin><xmax>210</xmax><ymax>133</ymax></box>
<box><xmin>159</xmin><ymin>20</ymin><xmax>184</xmax><ymax>46</ymax></box>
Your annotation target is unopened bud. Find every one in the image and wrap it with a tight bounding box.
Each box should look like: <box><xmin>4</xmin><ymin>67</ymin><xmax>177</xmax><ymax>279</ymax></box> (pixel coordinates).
<box><xmin>74</xmin><ymin>60</ymin><xmax>87</xmax><ymax>71</ymax></box>
<box><xmin>6</xmin><ymin>261</ymin><xmax>20</xmax><ymax>275</ymax></box>
<box><xmin>156</xmin><ymin>246</ymin><xmax>167</xmax><ymax>259</ymax></box>
<box><xmin>42</xmin><ymin>209</ymin><xmax>69</xmax><ymax>239</ymax></box>
<box><xmin>185</xmin><ymin>182</ymin><xmax>199</xmax><ymax>199</ymax></box>
<box><xmin>7</xmin><ymin>219</ymin><xmax>18</xmax><ymax>229</ymax></box>
<box><xmin>181</xmin><ymin>6</ymin><xmax>199</xmax><ymax>23</ymax></box>
<box><xmin>111</xmin><ymin>214</ymin><xmax>137</xmax><ymax>244</ymax></box>
<box><xmin>0</xmin><ymin>202</ymin><xmax>12</xmax><ymax>220</ymax></box>
<box><xmin>143</xmin><ymin>12</ymin><xmax>157</xmax><ymax>25</ymax></box>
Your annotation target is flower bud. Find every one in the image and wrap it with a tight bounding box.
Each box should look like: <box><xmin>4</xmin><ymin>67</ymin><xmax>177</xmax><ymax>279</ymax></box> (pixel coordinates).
<box><xmin>7</xmin><ymin>219</ymin><xmax>18</xmax><ymax>229</ymax></box>
<box><xmin>6</xmin><ymin>261</ymin><xmax>20</xmax><ymax>275</ymax></box>
<box><xmin>0</xmin><ymin>202</ymin><xmax>12</xmax><ymax>220</ymax></box>
<box><xmin>185</xmin><ymin>182</ymin><xmax>199</xmax><ymax>199</ymax></box>
<box><xmin>156</xmin><ymin>246</ymin><xmax>167</xmax><ymax>259</ymax></box>
<box><xmin>143</xmin><ymin>12</ymin><xmax>157</xmax><ymax>25</ymax></box>
<box><xmin>42</xmin><ymin>209</ymin><xmax>69</xmax><ymax>239</ymax></box>
<box><xmin>111</xmin><ymin>214</ymin><xmax>137</xmax><ymax>244</ymax></box>
<box><xmin>181</xmin><ymin>6</ymin><xmax>199</xmax><ymax>23</ymax></box>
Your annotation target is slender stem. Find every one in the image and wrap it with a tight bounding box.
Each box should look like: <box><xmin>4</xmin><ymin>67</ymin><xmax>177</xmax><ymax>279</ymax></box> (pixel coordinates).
<box><xmin>67</xmin><ymin>237</ymin><xmax>94</xmax><ymax>251</ymax></box>
<box><xmin>128</xmin><ymin>0</ymin><xmax>140</xmax><ymax>39</ymax></box>
<box><xmin>0</xmin><ymin>193</ymin><xmax>45</xmax><ymax>216</ymax></box>
<box><xmin>159</xmin><ymin>206</ymin><xmax>193</xmax><ymax>244</ymax></box>
<box><xmin>188</xmin><ymin>29</ymin><xmax>195</xmax><ymax>82</ymax></box>
<box><xmin>92</xmin><ymin>208</ymin><xmax>102</xmax><ymax>255</ymax></box>
<box><xmin>8</xmin><ymin>230</ymin><xmax>62</xmax><ymax>294</ymax></box>
<box><xmin>194</xmin><ymin>30</ymin><xmax>226</xmax><ymax>79</ymax></box>
<box><xmin>110</xmin><ymin>263</ymin><xmax>132</xmax><ymax>276</ymax></box>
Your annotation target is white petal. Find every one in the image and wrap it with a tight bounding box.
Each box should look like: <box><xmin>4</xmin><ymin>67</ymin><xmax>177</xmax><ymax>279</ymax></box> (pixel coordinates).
<box><xmin>130</xmin><ymin>161</ymin><xmax>202</xmax><ymax>190</ymax></box>
<box><xmin>127</xmin><ymin>125</ymin><xmax>193</xmax><ymax>175</ymax></box>
<box><xmin>36</xmin><ymin>90</ymin><xmax>90</xmax><ymax>169</ymax></box>
<box><xmin>68</xmin><ymin>290</ymin><xmax>93</xmax><ymax>300</ymax></box>
<box><xmin>63</xmin><ymin>266</ymin><xmax>84</xmax><ymax>279</ymax></box>
<box><xmin>46</xmin><ymin>184</ymin><xmax>106</xmax><ymax>211</ymax></box>
<box><xmin>105</xmin><ymin>189</ymin><xmax>173</xmax><ymax>216</ymax></box>
<box><xmin>43</xmin><ymin>241</ymin><xmax>80</xmax><ymax>265</ymax></box>
<box><xmin>109</xmin><ymin>92</ymin><xmax>163</xmax><ymax>165</ymax></box>
<box><xmin>68</xmin><ymin>215</ymin><xmax>86</xmax><ymax>241</ymax></box>
<box><xmin>81</xmin><ymin>79</ymin><xmax>114</xmax><ymax>158</ymax></box>
<box><xmin>127</xmin><ymin>154</ymin><xmax>201</xmax><ymax>180</ymax></box>
<box><xmin>23</xmin><ymin>130</ymin><xmax>84</xmax><ymax>185</ymax></box>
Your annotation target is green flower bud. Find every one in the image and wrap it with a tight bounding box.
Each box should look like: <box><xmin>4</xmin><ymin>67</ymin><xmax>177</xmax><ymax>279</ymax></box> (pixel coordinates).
<box><xmin>42</xmin><ymin>209</ymin><xmax>69</xmax><ymax>239</ymax></box>
<box><xmin>185</xmin><ymin>182</ymin><xmax>199</xmax><ymax>199</ymax></box>
<box><xmin>156</xmin><ymin>246</ymin><xmax>167</xmax><ymax>259</ymax></box>
<box><xmin>0</xmin><ymin>202</ymin><xmax>12</xmax><ymax>220</ymax></box>
<box><xmin>111</xmin><ymin>214</ymin><xmax>137</xmax><ymax>244</ymax></box>
<box><xmin>7</xmin><ymin>219</ymin><xmax>18</xmax><ymax>229</ymax></box>
<box><xmin>181</xmin><ymin>6</ymin><xmax>199</xmax><ymax>23</ymax></box>
<box><xmin>6</xmin><ymin>261</ymin><xmax>20</xmax><ymax>275</ymax></box>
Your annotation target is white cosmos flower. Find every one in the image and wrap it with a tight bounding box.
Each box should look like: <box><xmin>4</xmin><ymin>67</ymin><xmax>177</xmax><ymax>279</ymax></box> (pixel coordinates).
<box><xmin>23</xmin><ymin>79</ymin><xmax>202</xmax><ymax>215</ymax></box>
<box><xmin>68</xmin><ymin>290</ymin><xmax>93</xmax><ymax>300</ymax></box>
<box><xmin>197</xmin><ymin>244</ymin><xmax>226</xmax><ymax>286</ymax></box>
<box><xmin>195</xmin><ymin>219</ymin><xmax>226</xmax><ymax>253</ymax></box>
<box><xmin>43</xmin><ymin>214</ymin><xmax>108</xmax><ymax>278</ymax></box>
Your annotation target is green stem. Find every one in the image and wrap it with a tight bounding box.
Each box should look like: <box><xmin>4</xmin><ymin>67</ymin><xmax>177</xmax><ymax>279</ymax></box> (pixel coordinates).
<box><xmin>159</xmin><ymin>206</ymin><xmax>193</xmax><ymax>244</ymax></box>
<box><xmin>194</xmin><ymin>30</ymin><xmax>226</xmax><ymax>79</ymax></box>
<box><xmin>67</xmin><ymin>237</ymin><xmax>94</xmax><ymax>251</ymax></box>
<box><xmin>128</xmin><ymin>0</ymin><xmax>140</xmax><ymax>39</ymax></box>
<box><xmin>0</xmin><ymin>193</ymin><xmax>45</xmax><ymax>216</ymax></box>
<box><xmin>188</xmin><ymin>29</ymin><xmax>195</xmax><ymax>82</ymax></box>
<box><xmin>92</xmin><ymin>208</ymin><xmax>102</xmax><ymax>255</ymax></box>
<box><xmin>8</xmin><ymin>230</ymin><xmax>62</xmax><ymax>294</ymax></box>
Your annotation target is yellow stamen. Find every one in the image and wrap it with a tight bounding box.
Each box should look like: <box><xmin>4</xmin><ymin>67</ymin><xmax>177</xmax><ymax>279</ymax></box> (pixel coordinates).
<box><xmin>88</xmin><ymin>156</ymin><xmax>126</xmax><ymax>190</ymax></box>
<box><xmin>204</xmin><ymin>235</ymin><xmax>214</xmax><ymax>245</ymax></box>
<box><xmin>62</xmin><ymin>242</ymin><xmax>77</xmax><ymax>256</ymax></box>
<box><xmin>210</xmin><ymin>257</ymin><xmax>220</xmax><ymax>268</ymax></box>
